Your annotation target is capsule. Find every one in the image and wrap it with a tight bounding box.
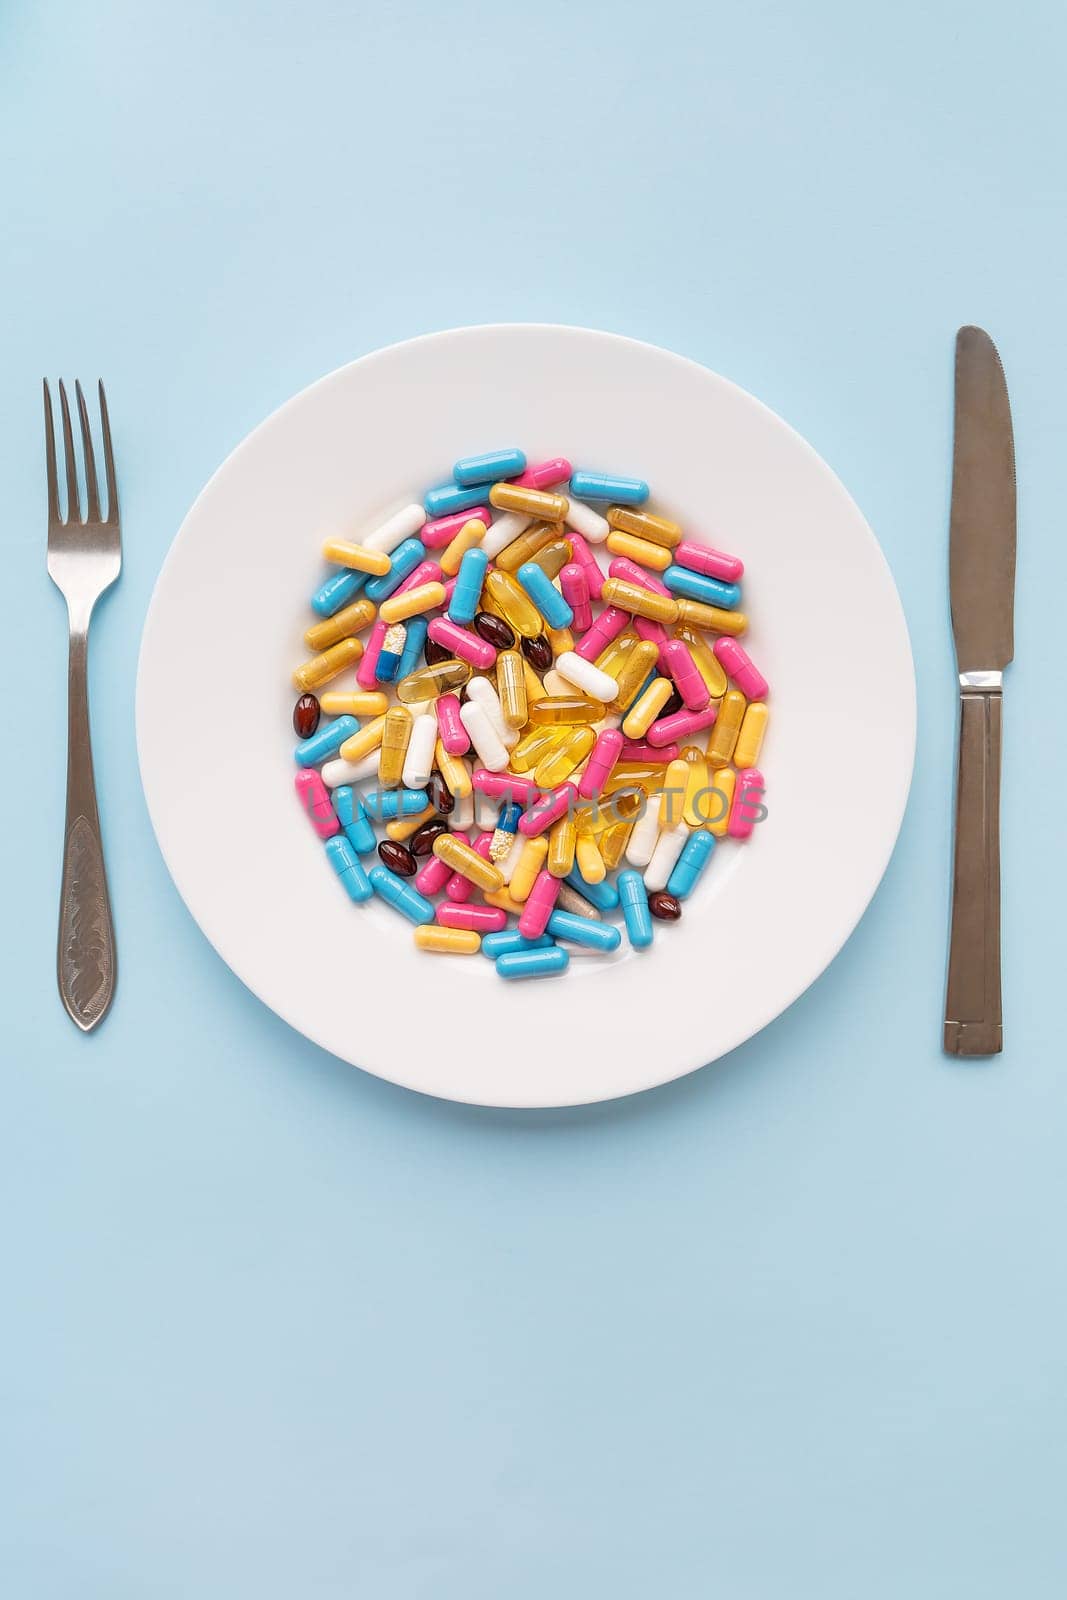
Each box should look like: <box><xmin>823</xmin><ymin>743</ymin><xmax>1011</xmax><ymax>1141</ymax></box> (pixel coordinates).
<box><xmin>559</xmin><ymin>564</ymin><xmax>593</xmax><ymax>635</ymax></box>
<box><xmin>511</xmin><ymin>457</ymin><xmax>571</xmax><ymax>490</ymax></box>
<box><xmin>667</xmin><ymin>830</ymin><xmax>716</xmax><ymax>899</ymax></box>
<box><xmin>662</xmin><ymin>564</ymin><xmax>741</xmax><ymax>610</ymax></box>
<box><xmin>605</xmin><ymin>530</ymin><xmax>672</xmax><ymax>572</ymax></box>
<box><xmin>608</xmin><ymin>556</ymin><xmax>673</xmax><ymax>597</ymax></box>
<box><xmin>574</xmin><ymin>828</ymin><xmax>606</xmax><ymax>884</ymax></box>
<box><xmin>423</xmin><ymin>481</ymin><xmax>491</xmax><ymax>518</ymax></box>
<box><xmin>355</xmin><ymin>620</ymin><xmax>387</xmax><ymax>688</ymax></box>
<box><xmin>422</xmin><ymin>506</ymin><xmax>491</xmax><ymax>549</ymax></box>
<box><xmin>496</xmin><ymin>649</ymin><xmax>528</xmax><ymax>728</ymax></box>
<box><xmin>481</xmin><ymin>511</ymin><xmax>533</xmax><ymax>560</ymax></box>
<box><xmin>517</xmin><ymin>869</ymin><xmax>562</xmax><ymax>938</ymax></box>
<box><xmin>310</xmin><ymin>568</ymin><xmax>366</xmax><ymax>617</ymax></box>
<box><xmin>319</xmin><ymin>690</ymin><xmax>388</xmax><ymax>719</ymax></box>
<box><xmin>553</xmin><ymin>651</ymin><xmax>618</xmax><ymax>704</ymax></box>
<box><xmin>675</xmin><ymin>598</ymin><xmax>747</xmax><ymax>635</ymax></box>
<box><xmin>617</xmin><ymin>870</ymin><xmax>654</xmax><ymax>948</ymax></box>
<box><xmin>481</xmin><ymin>929</ymin><xmax>554</xmax><ymax>958</ymax></box>
<box><xmin>434</xmin><ymin>519</ymin><xmax>484</xmax><ymax>578</ymax></box>
<box><xmin>293</xmin><ymin>693</ymin><xmax>321</xmax><ymax>739</ymax></box>
<box><xmin>483</xmin><ymin>887</ymin><xmax>533</xmax><ymax>917</ymax></box>
<box><xmin>557</xmin><ymin>882</ymin><xmax>602</xmax><ymax>919</ymax></box>
<box><xmin>453</xmin><ymin>447</ymin><xmax>526</xmax><ymax>486</ymax></box>
<box><xmin>516</xmin><ymin>562</ymin><xmax>573</xmax><ymax>629</ymax></box>
<box><xmin>435</xmin><ymin>693</ymin><xmax>470</xmax><ymax>755</ymax></box>
<box><xmin>292</xmin><ymin>636</ymin><xmax>363</xmax><ymax>691</ymax></box>
<box><xmin>578</xmin><ymin>729</ymin><xmax>624</xmax><ymax>799</ymax></box>
<box><xmin>321</xmin><ymin>751</ymin><xmax>380</xmax><ymax>789</ymax></box>
<box><xmin>674</xmin><ymin>539</ymin><xmax>744</xmax><ymax>582</ymax></box>
<box><xmin>397</xmin><ymin>658</ymin><xmax>472</xmax><ymax>703</ymax></box>
<box><xmin>598</xmin><ymin>577</ymin><xmax>679</xmax><ymax>625</ymax></box>
<box><xmin>660</xmin><ymin>638</ymin><xmax>711</xmax><ymax>711</ymax></box>
<box><xmin>320</xmin><ymin>539</ymin><xmax>392</xmax><ymax>575</ymax></box>
<box><xmin>547</xmin><ymin>814</ymin><xmax>577</xmax><ymax>878</ymax></box>
<box><xmin>658</xmin><ymin>757</ymin><xmax>691</xmax><ymax>828</ymax></box>
<box><xmin>472</xmin><ymin>769</ymin><xmax>541</xmax><ymax>805</ymax></box>
<box><xmin>545</xmin><ymin>623</ymin><xmax>575</xmax><ymax>657</ymax></box>
<box><xmin>414</xmin><ymin>926</ymin><xmax>481</xmax><ymax>955</ymax></box>
<box><xmin>375</xmin><ymin>623</ymin><xmax>406</xmax><ymax>683</ymax></box>
<box><xmin>295</xmin><ymin>769</ymin><xmax>340</xmax><ymax>839</ymax></box>
<box><xmin>447</xmin><ymin>546</ymin><xmax>490</xmax><ymax>625</ymax></box>
<box><xmin>495</xmin><ymin>520</ymin><xmax>561</xmax><ymax>573</ymax></box>
<box><xmin>728</xmin><ymin>768</ymin><xmax>765</xmax><ymax>840</ymax></box>
<box><xmin>569</xmin><ymin>472</ymin><xmax>648</xmax><ymax>505</ymax></box>
<box><xmin>368</xmin><ymin>864</ymin><xmax>435</xmax><ymax>924</ymax></box>
<box><xmin>542</xmin><ymin>910</ymin><xmax>619</xmax><ymax>953</ymax></box>
<box><xmin>437</xmin><ymin>902</ymin><xmax>508</xmax><ymax>933</ymax></box>
<box><xmin>387</xmin><ymin>804</ymin><xmax>436</xmax><ymax>844</ymax></box>
<box><xmin>607</xmin><ymin>641</ymin><xmax>660</xmax><ymax>712</ymax></box>
<box><xmin>304</xmin><ymin>598</ymin><xmax>377</xmax><ymax>652</ymax></box>
<box><xmin>734</xmin><ymin>702</ymin><xmax>769</xmax><ymax>768</ymax></box>
<box><xmin>623</xmin><ymin>801</ymin><xmax>663</xmax><ymax>872</ymax></box>
<box><xmin>606</xmin><ymin>507</ymin><xmax>682</xmax><ymax>548</ymax></box>
<box><xmin>495</xmin><ymin>945</ymin><xmax>569</xmax><ymax>979</ymax></box>
<box><xmin>519</xmin><ymin>783</ymin><xmax>579</xmax><ymax>838</ymax></box>
<box><xmin>433</xmin><ymin>613</ymin><xmax>496</xmax><ymax>672</ymax></box>
<box><xmin>400</xmin><ymin>713</ymin><xmax>436</xmax><ymax>789</ymax></box>
<box><xmin>534</xmin><ymin>726</ymin><xmax>596</xmax><ymax>787</ymax></box>
<box><xmin>562</xmin><ymin>496</ymin><xmax>610</xmax><ymax>543</ymax></box>
<box><xmin>705</xmin><ymin>689</ymin><xmax>746</xmax><ymax>765</ymax></box>
<box><xmin>489</xmin><ymin>483</ymin><xmax>569</xmax><ymax>521</ymax></box>
<box><xmin>647</xmin><ymin>706</ymin><xmax>718</xmax><ymax>749</ymax></box>
<box><xmin>680</xmin><ymin>749</ymin><xmax>709</xmax><ymax>828</ymax></box>
<box><xmin>294</xmin><ymin>714</ymin><xmax>360</xmax><ymax>768</ymax></box>
<box><xmin>707</xmin><ymin>767</ymin><xmax>735</xmax><ymax>837</ymax></box>
<box><xmin>434</xmin><ymin>742</ymin><xmax>473</xmax><ymax>799</ymax></box>
<box><xmin>509</xmin><ymin>725</ymin><xmax>567</xmax><ymax>775</ymax></box>
<box><xmin>364</xmin><ymin>538</ymin><xmax>427</xmax><ymax>601</ymax></box>
<box><xmin>508</xmin><ymin>836</ymin><xmax>550</xmax><ymax>901</ymax></box>
<box><xmin>526</xmin><ymin>695</ymin><xmax>601</xmax><ymax>726</ymax></box>
<box><xmin>565</xmin><ymin>868</ymin><xmax>620</xmax><ymax>912</ymax></box>
<box><xmin>714</xmin><ymin>637</ymin><xmax>769</xmax><ymax>700</ymax></box>
<box><xmin>361</xmin><ymin>503</ymin><xmax>427</xmax><ymax>554</ymax></box>
<box><xmin>363</xmin><ymin>788</ymin><xmax>428</xmax><ymax>821</ymax></box>
<box><xmin>526</xmin><ymin>537</ymin><xmax>573</xmax><ymax>582</ymax></box>
<box><xmin>324</xmin><ymin>835</ymin><xmax>374</xmax><ymax>902</ymax></box>
<box><xmin>375</xmin><ymin>705</ymin><xmax>412</xmax><ymax>788</ymax></box>
<box><xmin>378</xmin><ymin>582</ymin><xmax>446</xmax><ymax>625</ymax></box>
<box><xmin>645</xmin><ymin>821</ymin><xmax>690</xmax><ymax>892</ymax></box>
<box><xmin>480</xmin><ymin>569</ymin><xmax>542</xmax><ymax>638</ymax></box>
<box><xmin>575</xmin><ymin>606</ymin><xmax>629</xmax><ymax>661</ymax></box>
<box><xmin>328</xmin><ymin>787</ymin><xmax>372</xmax><ymax>855</ymax></box>
<box><xmin>432</xmin><ymin>831</ymin><xmax>504</xmax><ymax>892</ymax></box>
<box><xmin>674</xmin><ymin>625</ymin><xmax>728</xmax><ymax>698</ymax></box>
<box><xmin>622</xmin><ymin>676</ymin><xmax>673</xmax><ymax>738</ymax></box>
<box><xmin>598</xmin><ymin>817</ymin><xmax>633</xmax><ymax>870</ymax></box>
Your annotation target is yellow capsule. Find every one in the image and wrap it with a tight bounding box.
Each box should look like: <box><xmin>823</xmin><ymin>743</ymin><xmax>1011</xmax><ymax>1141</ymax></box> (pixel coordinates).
<box><xmin>379</xmin><ymin>581</ymin><xmax>447</xmax><ymax>625</ymax></box>
<box><xmin>675</xmin><ymin>598</ymin><xmax>747</xmax><ymax>636</ymax></box>
<box><xmin>414</xmin><ymin>926</ymin><xmax>481</xmax><ymax>955</ymax></box>
<box><xmin>605</xmin><ymin>530</ymin><xmax>672</xmax><ymax>572</ymax></box>
<box><xmin>292</xmin><ymin>636</ymin><xmax>363</xmax><ymax>691</ymax></box>
<box><xmin>318</xmin><ymin>690</ymin><xmax>389</xmax><ymax>718</ymax></box>
<box><xmin>574</xmin><ymin>829</ymin><xmax>605</xmax><ymax>884</ymax></box>
<box><xmin>659</xmin><ymin>757</ymin><xmax>690</xmax><ymax>828</ymax></box>
<box><xmin>547</xmin><ymin>815</ymin><xmax>578</xmax><ymax>878</ymax></box>
<box><xmin>606</xmin><ymin>507</ymin><xmax>683</xmax><ymax>549</ymax></box>
<box><xmin>378</xmin><ymin>705</ymin><xmax>413</xmax><ymax>788</ymax></box>
<box><xmin>483</xmin><ymin>569</ymin><xmax>543</xmax><ymax>638</ymax></box>
<box><xmin>303</xmin><ymin>598</ymin><xmax>376</xmax><ymax>652</ymax></box>
<box><xmin>675</xmin><ymin>624</ymin><xmax>729</xmax><ymax>697</ymax></box>
<box><xmin>386</xmin><ymin>805</ymin><xmax>436</xmax><ymax>841</ymax></box>
<box><xmin>396</xmin><ymin>658</ymin><xmax>472</xmax><ymax>702</ymax></box>
<box><xmin>599</xmin><ymin>577</ymin><xmax>679</xmax><ymax>625</ymax></box>
<box><xmin>599</xmin><ymin>817</ymin><xmax>634</xmax><ymax>869</ymax></box>
<box><xmin>706</xmin><ymin>688</ymin><xmax>746</xmax><ymax>765</ymax></box>
<box><xmin>681</xmin><ymin>748</ymin><xmax>709</xmax><ymax>828</ymax></box>
<box><xmin>534</xmin><ymin>726</ymin><xmax>596</xmax><ymax>787</ymax></box>
<box><xmin>339</xmin><ymin>713</ymin><xmax>387</xmax><ymax>763</ymax></box>
<box><xmin>497</xmin><ymin>649</ymin><xmax>528</xmax><ymax>728</ymax></box>
<box><xmin>483</xmin><ymin>887</ymin><xmax>529</xmax><ymax>917</ymax></box>
<box><xmin>521</xmin><ymin>655</ymin><xmax>545</xmax><ymax>706</ymax></box>
<box><xmin>596</xmin><ymin>786</ymin><xmax>646</xmax><ymax>823</ymax></box>
<box><xmin>432</xmin><ymin>832</ymin><xmax>504</xmax><ymax>892</ymax></box>
<box><xmin>527</xmin><ymin>537</ymin><xmax>573</xmax><ymax>581</ymax></box>
<box><xmin>439</xmin><ymin>517</ymin><xmax>487</xmax><ymax>576</ymax></box>
<box><xmin>734</xmin><ymin>702</ymin><xmax>769</xmax><ymax>769</ymax></box>
<box><xmin>320</xmin><ymin>539</ymin><xmax>392</xmax><ymax>575</ymax></box>
<box><xmin>489</xmin><ymin>483</ymin><xmax>569</xmax><ymax>521</ymax></box>
<box><xmin>602</xmin><ymin>761</ymin><xmax>663</xmax><ymax>792</ymax></box>
<box><xmin>510</xmin><ymin>725</ymin><xmax>569</xmax><ymax>773</ymax></box>
<box><xmin>545</xmin><ymin>622</ymin><xmax>575</xmax><ymax>656</ymax></box>
<box><xmin>527</xmin><ymin>695</ymin><xmax>601</xmax><ymax>726</ymax></box>
<box><xmin>494</xmin><ymin>520</ymin><xmax>561</xmax><ymax>573</ymax></box>
<box><xmin>595</xmin><ymin>630</ymin><xmax>640</xmax><ymax>676</ymax></box>
<box><xmin>609</xmin><ymin>640</ymin><xmax>661</xmax><ymax>713</ymax></box>
<box><xmin>622</xmin><ymin>676</ymin><xmax>673</xmax><ymax>738</ymax></box>
<box><xmin>508</xmin><ymin>836</ymin><xmax>549</xmax><ymax>901</ymax></box>
<box><xmin>434</xmin><ymin>739</ymin><xmax>472</xmax><ymax>797</ymax></box>
<box><xmin>708</xmin><ymin>766</ymin><xmax>735</xmax><ymax>837</ymax></box>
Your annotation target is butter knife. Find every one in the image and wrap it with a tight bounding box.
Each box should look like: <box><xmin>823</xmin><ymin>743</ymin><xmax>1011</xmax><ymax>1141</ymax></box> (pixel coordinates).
<box><xmin>944</xmin><ymin>327</ymin><xmax>1016</xmax><ymax>1055</ymax></box>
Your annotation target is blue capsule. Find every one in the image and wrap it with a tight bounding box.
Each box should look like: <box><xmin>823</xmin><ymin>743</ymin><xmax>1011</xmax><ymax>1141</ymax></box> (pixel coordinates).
<box><xmin>569</xmin><ymin>471</ymin><xmax>649</xmax><ymax>505</ymax></box>
<box><xmin>667</xmin><ymin>830</ymin><xmax>717</xmax><ymax>900</ymax></box>
<box><xmin>516</xmin><ymin>561</ymin><xmax>573</xmax><ymax>629</ymax></box>
<box><xmin>365</xmin><ymin>538</ymin><xmax>427</xmax><ymax>601</ymax></box>
<box><xmin>311</xmin><ymin>567</ymin><xmax>366</xmax><ymax>617</ymax></box>
<box><xmin>448</xmin><ymin>546</ymin><xmax>490</xmax><ymax>624</ymax></box>
<box><xmin>481</xmin><ymin>931</ymin><xmax>554</xmax><ymax>960</ymax></box>
<box><xmin>362</xmin><ymin>789</ymin><xmax>430</xmax><ymax>820</ymax></box>
<box><xmin>453</xmin><ymin>448</ymin><xmax>526</xmax><ymax>487</ymax></box>
<box><xmin>333</xmin><ymin>787</ymin><xmax>376</xmax><ymax>854</ymax></box>
<box><xmin>546</xmin><ymin>911</ymin><xmax>622</xmax><ymax>952</ymax></box>
<box><xmin>564</xmin><ymin>868</ymin><xmax>620</xmax><ymax>911</ymax></box>
<box><xmin>325</xmin><ymin>836</ymin><xmax>373</xmax><ymax>903</ymax></box>
<box><xmin>396</xmin><ymin>617</ymin><xmax>428</xmax><ymax>680</ymax></box>
<box><xmin>423</xmin><ymin>482</ymin><xmax>490</xmax><ymax>518</ymax></box>
<box><xmin>662</xmin><ymin>565</ymin><xmax>741</xmax><ymax>610</ymax></box>
<box><xmin>495</xmin><ymin>946</ymin><xmax>570</xmax><ymax>980</ymax></box>
<box><xmin>497</xmin><ymin>801</ymin><xmax>522</xmax><ymax>834</ymax></box>
<box><xmin>617</xmin><ymin>870</ymin><xmax>653</xmax><ymax>949</ymax></box>
<box><xmin>294</xmin><ymin>714</ymin><xmax>359</xmax><ymax>768</ymax></box>
<box><xmin>368</xmin><ymin>865</ymin><xmax>435</xmax><ymax>925</ymax></box>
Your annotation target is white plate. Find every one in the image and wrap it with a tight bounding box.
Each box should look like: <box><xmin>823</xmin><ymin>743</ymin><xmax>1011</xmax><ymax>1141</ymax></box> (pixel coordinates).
<box><xmin>137</xmin><ymin>325</ymin><xmax>915</xmax><ymax>1108</ymax></box>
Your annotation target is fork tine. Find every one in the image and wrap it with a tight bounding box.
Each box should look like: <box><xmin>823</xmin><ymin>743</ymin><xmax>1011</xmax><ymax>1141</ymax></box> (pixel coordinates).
<box><xmin>98</xmin><ymin>382</ymin><xmax>119</xmax><ymax>526</ymax></box>
<box><xmin>75</xmin><ymin>380</ymin><xmax>101</xmax><ymax>523</ymax></box>
<box><xmin>43</xmin><ymin>380</ymin><xmax>61</xmax><ymax>525</ymax></box>
<box><xmin>58</xmin><ymin>380</ymin><xmax>81</xmax><ymax>523</ymax></box>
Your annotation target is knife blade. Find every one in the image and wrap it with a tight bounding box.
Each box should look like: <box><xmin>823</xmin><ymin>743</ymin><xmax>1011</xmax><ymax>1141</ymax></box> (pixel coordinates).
<box><xmin>944</xmin><ymin>326</ymin><xmax>1016</xmax><ymax>1055</ymax></box>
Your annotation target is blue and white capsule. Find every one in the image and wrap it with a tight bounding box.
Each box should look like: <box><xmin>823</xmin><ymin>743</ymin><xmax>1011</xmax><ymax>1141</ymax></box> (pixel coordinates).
<box><xmin>325</xmin><ymin>836</ymin><xmax>373</xmax><ymax>902</ymax></box>
<box><xmin>334</xmin><ymin>786</ymin><xmax>376</xmax><ymax>854</ymax></box>
<box><xmin>294</xmin><ymin>714</ymin><xmax>359</xmax><ymax>768</ymax></box>
<box><xmin>376</xmin><ymin>623</ymin><xmax>406</xmax><ymax>682</ymax></box>
<box><xmin>448</xmin><ymin>546</ymin><xmax>490</xmax><ymax>624</ymax></box>
<box><xmin>617</xmin><ymin>869</ymin><xmax>654</xmax><ymax>949</ymax></box>
<box><xmin>364</xmin><ymin>539</ymin><xmax>427</xmax><ymax>601</ymax></box>
<box><xmin>516</xmin><ymin>561</ymin><xmax>573</xmax><ymax>629</ymax></box>
<box><xmin>667</xmin><ymin>830</ymin><xmax>716</xmax><ymax>900</ymax></box>
<box><xmin>662</xmin><ymin>565</ymin><xmax>741</xmax><ymax>610</ymax></box>
<box><xmin>368</xmin><ymin>865</ymin><xmax>435</xmax><ymax>925</ymax></box>
<box><xmin>453</xmin><ymin>448</ymin><xmax>526</xmax><ymax>487</ymax></box>
<box><xmin>569</xmin><ymin>471</ymin><xmax>649</xmax><ymax>505</ymax></box>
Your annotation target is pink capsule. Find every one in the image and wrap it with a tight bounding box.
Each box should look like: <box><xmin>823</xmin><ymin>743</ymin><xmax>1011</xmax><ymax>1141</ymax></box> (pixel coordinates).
<box><xmin>518</xmin><ymin>869</ymin><xmax>561</xmax><ymax>938</ymax></box>
<box><xmin>427</xmin><ymin>616</ymin><xmax>497</xmax><ymax>669</ymax></box>
<box><xmin>441</xmin><ymin>574</ymin><xmax>459</xmax><ymax>605</ymax></box>
<box><xmin>472</xmin><ymin>769</ymin><xmax>541</xmax><ymax>804</ymax></box>
<box><xmin>674</xmin><ymin>539</ymin><xmax>744</xmax><ymax>583</ymax></box>
<box><xmin>660</xmin><ymin>638</ymin><xmax>711</xmax><ymax>711</ymax></box>
<box><xmin>633</xmin><ymin>617</ymin><xmax>669</xmax><ymax>659</ymax></box>
<box><xmin>437</xmin><ymin>901</ymin><xmax>508</xmax><ymax>932</ymax></box>
<box><xmin>619</xmin><ymin>740</ymin><xmax>679</xmax><ymax>763</ymax></box>
<box><xmin>714</xmin><ymin>637</ymin><xmax>769</xmax><ymax>700</ymax></box>
<box><xmin>560</xmin><ymin>563</ymin><xmax>592</xmax><ymax>633</ymax></box>
<box><xmin>510</xmin><ymin>457</ymin><xmax>572</xmax><ymax>490</ymax></box>
<box><xmin>396</xmin><ymin>557</ymin><xmax>444</xmax><ymax>595</ymax></box>
<box><xmin>575</xmin><ymin>605</ymin><xmax>628</xmax><ymax>661</ymax></box>
<box><xmin>607</xmin><ymin>557</ymin><xmax>671</xmax><ymax>597</ymax></box>
<box><xmin>356</xmin><ymin>618</ymin><xmax>387</xmax><ymax>688</ymax></box>
<box><xmin>646</xmin><ymin>706</ymin><xmax>717</xmax><ymax>748</ymax></box>
<box><xmin>578</xmin><ymin>729</ymin><xmax>624</xmax><ymax>799</ymax></box>
<box><xmin>294</xmin><ymin>770</ymin><xmax>340</xmax><ymax>839</ymax></box>
<box><xmin>422</xmin><ymin>507</ymin><xmax>491</xmax><ymax>548</ymax></box>
<box><xmin>436</xmin><ymin>694</ymin><xmax>470</xmax><ymax>755</ymax></box>
<box><xmin>518</xmin><ymin>782</ymin><xmax>578</xmax><ymax>837</ymax></box>
<box><xmin>415</xmin><ymin>853</ymin><xmax>452</xmax><ymax>895</ymax></box>
<box><xmin>566</xmin><ymin>531</ymin><xmax>605</xmax><ymax>601</ymax></box>
<box><xmin>728</xmin><ymin>768</ymin><xmax>765</xmax><ymax>840</ymax></box>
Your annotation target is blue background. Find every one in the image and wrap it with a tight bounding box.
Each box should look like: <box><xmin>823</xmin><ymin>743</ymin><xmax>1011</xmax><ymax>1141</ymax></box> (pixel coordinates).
<box><xmin>2</xmin><ymin>1</ymin><xmax>1065</xmax><ymax>1594</ymax></box>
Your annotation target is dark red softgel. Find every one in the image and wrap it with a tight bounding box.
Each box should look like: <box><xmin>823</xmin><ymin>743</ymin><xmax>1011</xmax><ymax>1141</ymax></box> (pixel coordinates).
<box><xmin>293</xmin><ymin>693</ymin><xmax>320</xmax><ymax>738</ymax></box>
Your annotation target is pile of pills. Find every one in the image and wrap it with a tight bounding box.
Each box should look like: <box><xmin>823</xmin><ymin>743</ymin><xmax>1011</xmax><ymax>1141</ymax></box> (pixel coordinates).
<box><xmin>291</xmin><ymin>451</ymin><xmax>768</xmax><ymax>979</ymax></box>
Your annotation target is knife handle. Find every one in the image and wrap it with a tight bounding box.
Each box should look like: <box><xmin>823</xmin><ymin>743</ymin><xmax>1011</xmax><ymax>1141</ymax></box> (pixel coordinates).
<box><xmin>944</xmin><ymin>685</ymin><xmax>1003</xmax><ymax>1055</ymax></box>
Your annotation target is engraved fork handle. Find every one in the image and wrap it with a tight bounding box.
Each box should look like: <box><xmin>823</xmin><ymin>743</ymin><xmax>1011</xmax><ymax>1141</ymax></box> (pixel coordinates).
<box><xmin>943</xmin><ymin>685</ymin><xmax>1002</xmax><ymax>1055</ymax></box>
<box><xmin>58</xmin><ymin>618</ymin><xmax>116</xmax><ymax>1031</ymax></box>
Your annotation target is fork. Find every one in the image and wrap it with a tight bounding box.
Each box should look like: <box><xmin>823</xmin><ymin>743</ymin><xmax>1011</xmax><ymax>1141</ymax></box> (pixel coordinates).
<box><xmin>45</xmin><ymin>380</ymin><xmax>121</xmax><ymax>1031</ymax></box>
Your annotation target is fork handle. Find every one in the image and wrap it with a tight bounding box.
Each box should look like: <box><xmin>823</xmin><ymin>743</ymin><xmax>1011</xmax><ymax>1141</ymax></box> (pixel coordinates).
<box><xmin>944</xmin><ymin>685</ymin><xmax>1002</xmax><ymax>1055</ymax></box>
<box><xmin>57</xmin><ymin>624</ymin><xmax>116</xmax><ymax>1031</ymax></box>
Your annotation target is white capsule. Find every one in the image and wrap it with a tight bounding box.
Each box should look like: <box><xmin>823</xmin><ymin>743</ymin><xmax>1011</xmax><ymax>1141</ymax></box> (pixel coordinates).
<box><xmin>481</xmin><ymin>511</ymin><xmax>533</xmax><ymax>559</ymax></box>
<box><xmin>475</xmin><ymin>786</ymin><xmax>500</xmax><ymax>831</ymax></box>
<box><xmin>465</xmin><ymin>675</ymin><xmax>519</xmax><ymax>749</ymax></box>
<box><xmin>321</xmin><ymin>751</ymin><xmax>381</xmax><ymax>788</ymax></box>
<box><xmin>541</xmin><ymin>668</ymin><xmax>572</xmax><ymax>697</ymax></box>
<box><xmin>452</xmin><ymin>789</ymin><xmax>475</xmax><ymax>830</ymax></box>
<box><xmin>500</xmin><ymin>829</ymin><xmax>527</xmax><ymax>885</ymax></box>
<box><xmin>402</xmin><ymin>713</ymin><xmax>437</xmax><ymax>789</ymax></box>
<box><xmin>643</xmin><ymin>822</ymin><xmax>690</xmax><ymax>891</ymax></box>
<box><xmin>362</xmin><ymin>502</ymin><xmax>426</xmax><ymax>554</ymax></box>
<box><xmin>564</xmin><ymin>497</ymin><xmax>610</xmax><ymax>543</ymax></box>
<box><xmin>625</xmin><ymin>797</ymin><xmax>663</xmax><ymax>868</ymax></box>
<box><xmin>554</xmin><ymin>650</ymin><xmax>618</xmax><ymax>703</ymax></box>
<box><xmin>459</xmin><ymin>700</ymin><xmax>509</xmax><ymax>771</ymax></box>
